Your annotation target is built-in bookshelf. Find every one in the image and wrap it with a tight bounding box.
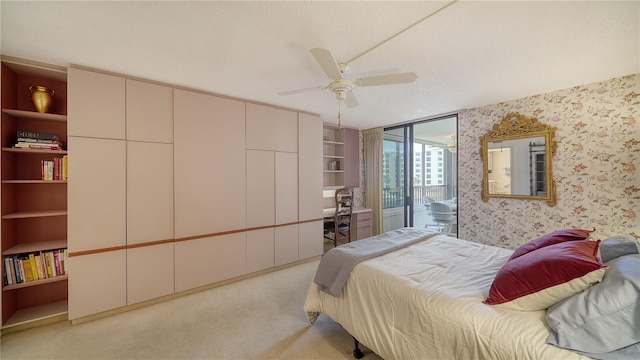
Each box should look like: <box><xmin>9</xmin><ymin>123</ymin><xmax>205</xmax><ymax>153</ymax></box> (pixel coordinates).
<box><xmin>322</xmin><ymin>125</ymin><xmax>359</xmax><ymax>190</ymax></box>
<box><xmin>322</xmin><ymin>128</ymin><xmax>345</xmax><ymax>189</ymax></box>
<box><xmin>1</xmin><ymin>57</ymin><xmax>68</xmax><ymax>329</ymax></box>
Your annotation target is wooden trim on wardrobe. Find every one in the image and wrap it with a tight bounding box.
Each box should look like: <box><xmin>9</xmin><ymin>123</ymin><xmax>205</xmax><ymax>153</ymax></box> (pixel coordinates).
<box><xmin>67</xmin><ymin>218</ymin><xmax>324</xmax><ymax>256</ymax></box>
<box><xmin>68</xmin><ymin>245</ymin><xmax>127</xmax><ymax>257</ymax></box>
<box><xmin>126</xmin><ymin>238</ymin><xmax>175</xmax><ymax>249</ymax></box>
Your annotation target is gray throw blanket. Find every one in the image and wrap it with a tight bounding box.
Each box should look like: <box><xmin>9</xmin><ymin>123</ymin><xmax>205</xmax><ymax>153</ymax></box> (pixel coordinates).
<box><xmin>314</xmin><ymin>227</ymin><xmax>438</xmax><ymax>296</ymax></box>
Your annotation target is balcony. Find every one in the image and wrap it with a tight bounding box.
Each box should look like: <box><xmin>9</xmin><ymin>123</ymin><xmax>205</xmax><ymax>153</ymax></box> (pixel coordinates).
<box><xmin>382</xmin><ymin>185</ymin><xmax>457</xmax><ymax>233</ymax></box>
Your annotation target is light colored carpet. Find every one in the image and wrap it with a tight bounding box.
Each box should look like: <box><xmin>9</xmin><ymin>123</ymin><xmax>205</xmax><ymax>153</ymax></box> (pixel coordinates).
<box><xmin>1</xmin><ymin>259</ymin><xmax>382</xmax><ymax>360</ymax></box>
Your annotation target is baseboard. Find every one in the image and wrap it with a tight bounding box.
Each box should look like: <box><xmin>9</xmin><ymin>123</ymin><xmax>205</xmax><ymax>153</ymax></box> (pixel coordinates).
<box><xmin>71</xmin><ymin>256</ymin><xmax>321</xmax><ymax>326</ymax></box>
<box><xmin>1</xmin><ymin>314</ymin><xmax>68</xmax><ymax>336</ymax></box>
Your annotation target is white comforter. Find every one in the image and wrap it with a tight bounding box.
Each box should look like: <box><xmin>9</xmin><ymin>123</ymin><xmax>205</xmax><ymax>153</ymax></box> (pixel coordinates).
<box><xmin>304</xmin><ymin>231</ymin><xmax>590</xmax><ymax>360</ymax></box>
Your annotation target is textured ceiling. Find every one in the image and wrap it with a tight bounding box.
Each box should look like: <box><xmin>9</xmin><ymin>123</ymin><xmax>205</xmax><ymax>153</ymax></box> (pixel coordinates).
<box><xmin>1</xmin><ymin>1</ymin><xmax>638</xmax><ymax>131</ymax></box>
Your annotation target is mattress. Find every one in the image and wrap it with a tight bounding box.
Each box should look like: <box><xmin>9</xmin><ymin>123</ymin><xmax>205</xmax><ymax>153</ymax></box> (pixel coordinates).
<box><xmin>304</xmin><ymin>231</ymin><xmax>590</xmax><ymax>360</ymax></box>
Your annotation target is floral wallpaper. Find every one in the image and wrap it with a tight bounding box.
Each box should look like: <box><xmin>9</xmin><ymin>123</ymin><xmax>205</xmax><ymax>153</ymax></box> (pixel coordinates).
<box><xmin>458</xmin><ymin>74</ymin><xmax>640</xmax><ymax>249</ymax></box>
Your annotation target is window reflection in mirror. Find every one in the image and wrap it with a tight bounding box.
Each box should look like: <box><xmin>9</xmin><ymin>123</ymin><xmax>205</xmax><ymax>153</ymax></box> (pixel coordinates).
<box><xmin>487</xmin><ymin>137</ymin><xmax>545</xmax><ymax>196</ymax></box>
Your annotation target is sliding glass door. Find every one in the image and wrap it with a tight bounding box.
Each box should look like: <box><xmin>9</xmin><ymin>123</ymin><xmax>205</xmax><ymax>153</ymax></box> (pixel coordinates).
<box><xmin>383</xmin><ymin>115</ymin><xmax>458</xmax><ymax>232</ymax></box>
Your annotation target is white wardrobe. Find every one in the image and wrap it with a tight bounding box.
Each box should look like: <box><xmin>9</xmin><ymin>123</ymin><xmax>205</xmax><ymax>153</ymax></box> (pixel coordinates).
<box><xmin>67</xmin><ymin>66</ymin><xmax>322</xmax><ymax>320</ymax></box>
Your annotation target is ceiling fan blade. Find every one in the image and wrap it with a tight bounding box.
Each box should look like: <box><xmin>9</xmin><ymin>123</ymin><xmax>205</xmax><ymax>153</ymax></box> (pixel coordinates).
<box><xmin>310</xmin><ymin>48</ymin><xmax>343</xmax><ymax>80</ymax></box>
<box><xmin>278</xmin><ymin>85</ymin><xmax>326</xmax><ymax>96</ymax></box>
<box><xmin>345</xmin><ymin>92</ymin><xmax>359</xmax><ymax>108</ymax></box>
<box><xmin>355</xmin><ymin>72</ymin><xmax>417</xmax><ymax>87</ymax></box>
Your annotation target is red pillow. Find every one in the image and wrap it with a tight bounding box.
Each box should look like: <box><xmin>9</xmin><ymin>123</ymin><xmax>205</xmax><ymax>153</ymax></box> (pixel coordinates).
<box><xmin>484</xmin><ymin>240</ymin><xmax>606</xmax><ymax>311</ymax></box>
<box><xmin>509</xmin><ymin>228</ymin><xmax>594</xmax><ymax>261</ymax></box>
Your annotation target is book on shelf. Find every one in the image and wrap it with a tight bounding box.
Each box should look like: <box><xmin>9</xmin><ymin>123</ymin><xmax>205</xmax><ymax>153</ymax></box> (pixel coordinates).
<box><xmin>44</xmin><ymin>252</ymin><xmax>52</xmax><ymax>278</ymax></box>
<box><xmin>16</xmin><ymin>137</ymin><xmax>58</xmax><ymax>143</ymax></box>
<box><xmin>8</xmin><ymin>258</ymin><xmax>15</xmax><ymax>285</ymax></box>
<box><xmin>41</xmin><ymin>157</ymin><xmax>67</xmax><ymax>180</ymax></box>
<box><xmin>15</xmin><ymin>130</ymin><xmax>64</xmax><ymax>150</ymax></box>
<box><xmin>14</xmin><ymin>142</ymin><xmax>63</xmax><ymax>150</ymax></box>
<box><xmin>16</xmin><ymin>130</ymin><xmax>60</xmax><ymax>141</ymax></box>
<box><xmin>60</xmin><ymin>249</ymin><xmax>66</xmax><ymax>274</ymax></box>
<box><xmin>22</xmin><ymin>256</ymin><xmax>34</xmax><ymax>282</ymax></box>
<box><xmin>28</xmin><ymin>253</ymin><xmax>39</xmax><ymax>281</ymax></box>
<box><xmin>62</xmin><ymin>155</ymin><xmax>68</xmax><ymax>180</ymax></box>
<box><xmin>35</xmin><ymin>253</ymin><xmax>45</xmax><ymax>279</ymax></box>
<box><xmin>53</xmin><ymin>251</ymin><xmax>62</xmax><ymax>276</ymax></box>
<box><xmin>13</xmin><ymin>256</ymin><xmax>22</xmax><ymax>284</ymax></box>
<box><xmin>46</xmin><ymin>251</ymin><xmax>58</xmax><ymax>278</ymax></box>
<box><xmin>2</xmin><ymin>248</ymin><xmax>67</xmax><ymax>286</ymax></box>
<box><xmin>4</xmin><ymin>257</ymin><xmax>14</xmax><ymax>285</ymax></box>
<box><xmin>47</xmin><ymin>161</ymin><xmax>54</xmax><ymax>181</ymax></box>
<box><xmin>17</xmin><ymin>256</ymin><xmax>25</xmax><ymax>283</ymax></box>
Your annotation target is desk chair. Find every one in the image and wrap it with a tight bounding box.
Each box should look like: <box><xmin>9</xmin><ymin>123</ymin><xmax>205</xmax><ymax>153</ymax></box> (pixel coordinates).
<box><xmin>324</xmin><ymin>187</ymin><xmax>353</xmax><ymax>247</ymax></box>
<box><xmin>430</xmin><ymin>202</ymin><xmax>457</xmax><ymax>235</ymax></box>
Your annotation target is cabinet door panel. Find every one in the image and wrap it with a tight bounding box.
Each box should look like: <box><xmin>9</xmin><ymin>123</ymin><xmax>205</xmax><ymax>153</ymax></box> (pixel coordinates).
<box><xmin>298</xmin><ymin>114</ymin><xmax>323</xmax><ymax>221</ymax></box>
<box><xmin>246</xmin><ymin>150</ymin><xmax>275</xmax><ymax>227</ymax></box>
<box><xmin>126</xmin><ymin>79</ymin><xmax>173</xmax><ymax>143</ymax></box>
<box><xmin>275</xmin><ymin>224</ymin><xmax>298</xmax><ymax>266</ymax></box>
<box><xmin>246</xmin><ymin>103</ymin><xmax>297</xmax><ymax>152</ymax></box>
<box><xmin>275</xmin><ymin>152</ymin><xmax>298</xmax><ymax>225</ymax></box>
<box><xmin>174</xmin><ymin>89</ymin><xmax>246</xmax><ymax>237</ymax></box>
<box><xmin>246</xmin><ymin>228</ymin><xmax>274</xmax><ymax>273</ymax></box>
<box><xmin>127</xmin><ymin>141</ymin><xmax>174</xmax><ymax>245</ymax></box>
<box><xmin>68</xmin><ymin>250</ymin><xmax>126</xmax><ymax>320</ymax></box>
<box><xmin>174</xmin><ymin>233</ymin><xmax>246</xmax><ymax>292</ymax></box>
<box><xmin>68</xmin><ymin>68</ymin><xmax>125</xmax><ymax>139</ymax></box>
<box><xmin>68</xmin><ymin>136</ymin><xmax>126</xmax><ymax>252</ymax></box>
<box><xmin>127</xmin><ymin>243</ymin><xmax>174</xmax><ymax>305</ymax></box>
<box><xmin>298</xmin><ymin>220</ymin><xmax>323</xmax><ymax>260</ymax></box>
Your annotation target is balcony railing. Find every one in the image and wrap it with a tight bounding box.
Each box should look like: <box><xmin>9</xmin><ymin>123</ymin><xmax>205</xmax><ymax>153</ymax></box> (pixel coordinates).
<box><xmin>382</xmin><ymin>185</ymin><xmax>451</xmax><ymax>209</ymax></box>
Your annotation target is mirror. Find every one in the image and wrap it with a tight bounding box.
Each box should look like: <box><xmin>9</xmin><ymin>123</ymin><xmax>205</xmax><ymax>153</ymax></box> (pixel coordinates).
<box><xmin>480</xmin><ymin>112</ymin><xmax>557</xmax><ymax>206</ymax></box>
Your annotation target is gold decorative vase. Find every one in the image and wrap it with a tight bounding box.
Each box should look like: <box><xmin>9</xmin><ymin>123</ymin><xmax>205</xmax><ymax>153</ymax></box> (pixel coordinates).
<box><xmin>29</xmin><ymin>85</ymin><xmax>55</xmax><ymax>113</ymax></box>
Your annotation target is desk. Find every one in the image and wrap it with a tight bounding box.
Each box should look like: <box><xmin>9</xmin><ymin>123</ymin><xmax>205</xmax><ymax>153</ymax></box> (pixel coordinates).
<box><xmin>323</xmin><ymin>207</ymin><xmax>372</xmax><ymax>241</ymax></box>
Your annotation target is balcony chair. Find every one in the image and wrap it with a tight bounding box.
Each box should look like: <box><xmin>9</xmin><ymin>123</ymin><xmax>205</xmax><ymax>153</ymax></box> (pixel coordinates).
<box><xmin>423</xmin><ymin>196</ymin><xmax>436</xmax><ymax>213</ymax></box>
<box><xmin>430</xmin><ymin>201</ymin><xmax>457</xmax><ymax>235</ymax></box>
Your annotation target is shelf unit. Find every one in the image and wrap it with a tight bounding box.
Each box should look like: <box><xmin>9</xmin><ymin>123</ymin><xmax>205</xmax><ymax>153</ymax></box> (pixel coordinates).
<box><xmin>322</xmin><ymin>131</ymin><xmax>345</xmax><ymax>189</ymax></box>
<box><xmin>1</xmin><ymin>58</ymin><xmax>68</xmax><ymax>329</ymax></box>
<box><xmin>322</xmin><ymin>125</ymin><xmax>359</xmax><ymax>190</ymax></box>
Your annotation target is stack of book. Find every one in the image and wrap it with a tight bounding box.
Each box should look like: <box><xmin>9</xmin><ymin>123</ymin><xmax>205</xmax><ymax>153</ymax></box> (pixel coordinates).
<box><xmin>42</xmin><ymin>156</ymin><xmax>68</xmax><ymax>181</ymax></box>
<box><xmin>3</xmin><ymin>248</ymin><xmax>67</xmax><ymax>286</ymax></box>
<box><xmin>14</xmin><ymin>130</ymin><xmax>63</xmax><ymax>150</ymax></box>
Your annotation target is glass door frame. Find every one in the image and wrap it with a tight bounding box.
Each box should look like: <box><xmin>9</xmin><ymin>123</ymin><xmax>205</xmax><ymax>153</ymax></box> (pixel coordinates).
<box><xmin>383</xmin><ymin>114</ymin><xmax>458</xmax><ymax>230</ymax></box>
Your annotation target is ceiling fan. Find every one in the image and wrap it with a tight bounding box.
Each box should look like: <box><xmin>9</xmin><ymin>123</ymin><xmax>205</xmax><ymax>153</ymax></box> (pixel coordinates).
<box><xmin>278</xmin><ymin>1</ymin><xmax>457</xmax><ymax>127</ymax></box>
<box><xmin>278</xmin><ymin>47</ymin><xmax>417</xmax><ymax>109</ymax></box>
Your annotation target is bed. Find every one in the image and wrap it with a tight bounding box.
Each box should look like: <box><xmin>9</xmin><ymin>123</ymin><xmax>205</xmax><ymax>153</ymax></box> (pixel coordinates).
<box><xmin>304</xmin><ymin>227</ymin><xmax>640</xmax><ymax>360</ymax></box>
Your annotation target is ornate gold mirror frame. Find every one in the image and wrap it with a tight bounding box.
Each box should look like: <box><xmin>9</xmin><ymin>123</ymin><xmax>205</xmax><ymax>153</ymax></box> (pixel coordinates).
<box><xmin>480</xmin><ymin>112</ymin><xmax>557</xmax><ymax>206</ymax></box>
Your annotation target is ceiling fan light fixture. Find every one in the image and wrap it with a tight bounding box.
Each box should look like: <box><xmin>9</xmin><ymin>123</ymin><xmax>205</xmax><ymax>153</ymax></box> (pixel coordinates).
<box><xmin>328</xmin><ymin>79</ymin><xmax>354</xmax><ymax>100</ymax></box>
